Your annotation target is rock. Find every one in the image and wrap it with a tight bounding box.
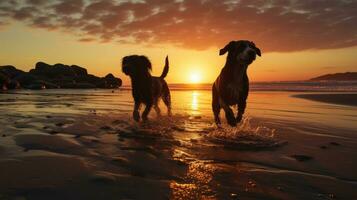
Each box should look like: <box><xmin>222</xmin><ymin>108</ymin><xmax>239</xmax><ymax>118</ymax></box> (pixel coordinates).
<box><xmin>102</xmin><ymin>73</ymin><xmax>122</xmax><ymax>88</ymax></box>
<box><xmin>25</xmin><ymin>83</ymin><xmax>46</xmax><ymax>90</ymax></box>
<box><xmin>0</xmin><ymin>72</ymin><xmax>8</xmax><ymax>84</ymax></box>
<box><xmin>1</xmin><ymin>62</ymin><xmax>122</xmax><ymax>89</ymax></box>
<box><xmin>7</xmin><ymin>80</ymin><xmax>21</xmax><ymax>89</ymax></box>
<box><xmin>0</xmin><ymin>65</ymin><xmax>25</xmax><ymax>78</ymax></box>
<box><xmin>70</xmin><ymin>65</ymin><xmax>88</xmax><ymax>76</ymax></box>
<box><xmin>13</xmin><ymin>72</ymin><xmax>58</xmax><ymax>89</ymax></box>
<box><xmin>32</xmin><ymin>62</ymin><xmax>78</xmax><ymax>78</ymax></box>
<box><xmin>14</xmin><ymin>73</ymin><xmax>39</xmax><ymax>86</ymax></box>
<box><xmin>0</xmin><ymin>65</ymin><xmax>25</xmax><ymax>90</ymax></box>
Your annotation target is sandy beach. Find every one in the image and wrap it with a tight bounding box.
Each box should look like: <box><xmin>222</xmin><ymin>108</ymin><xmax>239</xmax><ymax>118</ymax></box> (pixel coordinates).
<box><xmin>0</xmin><ymin>89</ymin><xmax>356</xmax><ymax>200</ymax></box>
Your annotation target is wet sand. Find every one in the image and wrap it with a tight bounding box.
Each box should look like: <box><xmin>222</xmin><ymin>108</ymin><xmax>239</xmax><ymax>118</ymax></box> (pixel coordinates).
<box><xmin>294</xmin><ymin>93</ymin><xmax>357</xmax><ymax>106</ymax></box>
<box><xmin>0</xmin><ymin>90</ymin><xmax>356</xmax><ymax>199</ymax></box>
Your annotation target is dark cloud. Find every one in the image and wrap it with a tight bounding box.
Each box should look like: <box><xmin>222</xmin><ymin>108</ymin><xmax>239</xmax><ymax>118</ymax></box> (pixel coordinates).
<box><xmin>54</xmin><ymin>0</ymin><xmax>84</xmax><ymax>15</ymax></box>
<box><xmin>0</xmin><ymin>0</ymin><xmax>356</xmax><ymax>52</ymax></box>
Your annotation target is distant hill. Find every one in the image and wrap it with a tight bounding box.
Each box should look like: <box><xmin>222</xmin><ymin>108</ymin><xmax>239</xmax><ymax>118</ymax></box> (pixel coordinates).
<box><xmin>310</xmin><ymin>72</ymin><xmax>357</xmax><ymax>81</ymax></box>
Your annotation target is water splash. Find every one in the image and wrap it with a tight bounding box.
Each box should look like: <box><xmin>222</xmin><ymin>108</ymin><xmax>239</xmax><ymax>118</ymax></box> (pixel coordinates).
<box><xmin>206</xmin><ymin>117</ymin><xmax>286</xmax><ymax>150</ymax></box>
<box><xmin>113</xmin><ymin>113</ymin><xmax>286</xmax><ymax>150</ymax></box>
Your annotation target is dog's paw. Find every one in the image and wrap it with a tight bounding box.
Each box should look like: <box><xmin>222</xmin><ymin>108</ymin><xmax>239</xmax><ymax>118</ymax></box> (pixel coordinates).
<box><xmin>133</xmin><ymin>111</ymin><xmax>140</xmax><ymax>122</ymax></box>
<box><xmin>214</xmin><ymin>117</ymin><xmax>221</xmax><ymax>125</ymax></box>
<box><xmin>227</xmin><ymin>119</ymin><xmax>237</xmax><ymax>127</ymax></box>
<box><xmin>236</xmin><ymin>114</ymin><xmax>243</xmax><ymax>123</ymax></box>
<box><xmin>226</xmin><ymin>114</ymin><xmax>237</xmax><ymax>127</ymax></box>
<box><xmin>142</xmin><ymin>114</ymin><xmax>149</xmax><ymax>122</ymax></box>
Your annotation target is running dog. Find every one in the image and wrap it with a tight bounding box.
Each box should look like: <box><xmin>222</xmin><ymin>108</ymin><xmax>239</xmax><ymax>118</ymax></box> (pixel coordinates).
<box><xmin>122</xmin><ymin>55</ymin><xmax>171</xmax><ymax>122</ymax></box>
<box><xmin>212</xmin><ymin>40</ymin><xmax>261</xmax><ymax>126</ymax></box>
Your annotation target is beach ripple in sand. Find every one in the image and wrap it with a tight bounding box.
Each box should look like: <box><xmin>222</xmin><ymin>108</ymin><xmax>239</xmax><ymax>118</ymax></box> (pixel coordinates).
<box><xmin>15</xmin><ymin>134</ymin><xmax>92</xmax><ymax>155</ymax></box>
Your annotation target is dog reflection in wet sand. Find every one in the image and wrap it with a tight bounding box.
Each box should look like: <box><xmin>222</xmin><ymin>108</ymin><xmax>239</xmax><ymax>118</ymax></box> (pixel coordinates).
<box><xmin>122</xmin><ymin>55</ymin><xmax>171</xmax><ymax>122</ymax></box>
<box><xmin>212</xmin><ymin>40</ymin><xmax>261</xmax><ymax>126</ymax></box>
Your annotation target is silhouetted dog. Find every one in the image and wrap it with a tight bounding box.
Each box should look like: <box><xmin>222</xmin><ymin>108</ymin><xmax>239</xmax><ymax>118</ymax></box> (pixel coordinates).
<box><xmin>212</xmin><ymin>40</ymin><xmax>261</xmax><ymax>126</ymax></box>
<box><xmin>122</xmin><ymin>55</ymin><xmax>171</xmax><ymax>121</ymax></box>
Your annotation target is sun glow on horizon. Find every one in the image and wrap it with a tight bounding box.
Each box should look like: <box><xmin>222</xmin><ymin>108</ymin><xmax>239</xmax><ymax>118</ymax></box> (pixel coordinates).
<box><xmin>189</xmin><ymin>71</ymin><xmax>202</xmax><ymax>83</ymax></box>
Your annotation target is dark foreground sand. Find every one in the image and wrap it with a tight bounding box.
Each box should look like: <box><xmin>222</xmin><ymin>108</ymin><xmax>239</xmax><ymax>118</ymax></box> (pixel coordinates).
<box><xmin>0</xmin><ymin>113</ymin><xmax>356</xmax><ymax>200</ymax></box>
<box><xmin>294</xmin><ymin>93</ymin><xmax>357</xmax><ymax>106</ymax></box>
<box><xmin>0</xmin><ymin>90</ymin><xmax>356</xmax><ymax>200</ymax></box>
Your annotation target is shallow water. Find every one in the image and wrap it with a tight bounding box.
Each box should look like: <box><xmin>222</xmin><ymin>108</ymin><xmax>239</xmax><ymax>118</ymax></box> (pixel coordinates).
<box><xmin>2</xmin><ymin>89</ymin><xmax>356</xmax><ymax>129</ymax></box>
<box><xmin>0</xmin><ymin>89</ymin><xmax>357</xmax><ymax>199</ymax></box>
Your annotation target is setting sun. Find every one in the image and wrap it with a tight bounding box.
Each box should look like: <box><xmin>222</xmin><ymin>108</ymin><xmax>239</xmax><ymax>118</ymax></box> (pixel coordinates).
<box><xmin>189</xmin><ymin>72</ymin><xmax>202</xmax><ymax>83</ymax></box>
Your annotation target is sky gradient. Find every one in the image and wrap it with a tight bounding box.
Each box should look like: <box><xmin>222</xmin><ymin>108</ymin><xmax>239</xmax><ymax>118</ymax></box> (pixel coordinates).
<box><xmin>0</xmin><ymin>0</ymin><xmax>356</xmax><ymax>84</ymax></box>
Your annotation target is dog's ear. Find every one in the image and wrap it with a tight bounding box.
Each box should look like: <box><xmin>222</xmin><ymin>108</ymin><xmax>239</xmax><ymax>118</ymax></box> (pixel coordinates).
<box><xmin>255</xmin><ymin>47</ymin><xmax>261</xmax><ymax>57</ymax></box>
<box><xmin>139</xmin><ymin>56</ymin><xmax>152</xmax><ymax>71</ymax></box>
<box><xmin>219</xmin><ymin>41</ymin><xmax>235</xmax><ymax>56</ymax></box>
<box><xmin>250</xmin><ymin>41</ymin><xmax>261</xmax><ymax>57</ymax></box>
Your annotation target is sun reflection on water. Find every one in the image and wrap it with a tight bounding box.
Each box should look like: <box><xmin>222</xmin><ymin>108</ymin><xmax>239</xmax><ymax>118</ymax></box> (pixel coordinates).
<box><xmin>190</xmin><ymin>91</ymin><xmax>200</xmax><ymax>115</ymax></box>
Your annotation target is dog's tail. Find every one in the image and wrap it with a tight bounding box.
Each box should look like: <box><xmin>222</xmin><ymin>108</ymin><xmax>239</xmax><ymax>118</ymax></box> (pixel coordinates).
<box><xmin>160</xmin><ymin>56</ymin><xmax>169</xmax><ymax>78</ymax></box>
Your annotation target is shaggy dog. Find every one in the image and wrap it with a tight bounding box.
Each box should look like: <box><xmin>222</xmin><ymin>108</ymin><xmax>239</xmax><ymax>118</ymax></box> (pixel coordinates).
<box><xmin>212</xmin><ymin>40</ymin><xmax>261</xmax><ymax>126</ymax></box>
<box><xmin>122</xmin><ymin>55</ymin><xmax>171</xmax><ymax>122</ymax></box>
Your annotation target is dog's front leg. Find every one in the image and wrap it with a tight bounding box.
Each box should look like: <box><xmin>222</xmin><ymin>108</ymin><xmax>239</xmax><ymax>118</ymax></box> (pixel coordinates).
<box><xmin>212</xmin><ymin>86</ymin><xmax>221</xmax><ymax>125</ymax></box>
<box><xmin>236</xmin><ymin>100</ymin><xmax>246</xmax><ymax>123</ymax></box>
<box><xmin>133</xmin><ymin>102</ymin><xmax>140</xmax><ymax>122</ymax></box>
<box><xmin>219</xmin><ymin>98</ymin><xmax>236</xmax><ymax>126</ymax></box>
<box><xmin>142</xmin><ymin>103</ymin><xmax>152</xmax><ymax>121</ymax></box>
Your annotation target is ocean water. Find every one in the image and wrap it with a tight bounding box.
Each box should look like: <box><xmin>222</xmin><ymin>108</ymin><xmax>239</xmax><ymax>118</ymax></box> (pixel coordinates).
<box><xmin>2</xmin><ymin>82</ymin><xmax>356</xmax><ymax>129</ymax></box>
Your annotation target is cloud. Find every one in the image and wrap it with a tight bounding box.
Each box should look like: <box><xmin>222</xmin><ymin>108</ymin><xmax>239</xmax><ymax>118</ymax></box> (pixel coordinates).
<box><xmin>0</xmin><ymin>0</ymin><xmax>356</xmax><ymax>52</ymax></box>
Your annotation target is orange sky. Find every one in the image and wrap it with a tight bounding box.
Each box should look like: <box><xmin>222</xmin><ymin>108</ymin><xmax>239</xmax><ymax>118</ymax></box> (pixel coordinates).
<box><xmin>0</xmin><ymin>0</ymin><xmax>356</xmax><ymax>85</ymax></box>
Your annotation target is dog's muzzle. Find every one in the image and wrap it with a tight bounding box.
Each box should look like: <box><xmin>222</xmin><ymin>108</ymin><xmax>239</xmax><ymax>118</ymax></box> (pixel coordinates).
<box><xmin>122</xmin><ymin>65</ymin><xmax>130</xmax><ymax>75</ymax></box>
<box><xmin>247</xmin><ymin>50</ymin><xmax>256</xmax><ymax>60</ymax></box>
<box><xmin>239</xmin><ymin>50</ymin><xmax>256</xmax><ymax>63</ymax></box>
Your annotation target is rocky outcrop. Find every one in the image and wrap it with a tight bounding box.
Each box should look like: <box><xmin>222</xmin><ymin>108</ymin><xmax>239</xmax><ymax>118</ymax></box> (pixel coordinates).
<box><xmin>0</xmin><ymin>65</ymin><xmax>25</xmax><ymax>90</ymax></box>
<box><xmin>0</xmin><ymin>62</ymin><xmax>122</xmax><ymax>90</ymax></box>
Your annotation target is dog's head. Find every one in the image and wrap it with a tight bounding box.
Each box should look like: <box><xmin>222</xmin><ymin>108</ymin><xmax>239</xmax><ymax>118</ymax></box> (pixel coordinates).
<box><xmin>122</xmin><ymin>55</ymin><xmax>152</xmax><ymax>78</ymax></box>
<box><xmin>219</xmin><ymin>40</ymin><xmax>261</xmax><ymax>65</ymax></box>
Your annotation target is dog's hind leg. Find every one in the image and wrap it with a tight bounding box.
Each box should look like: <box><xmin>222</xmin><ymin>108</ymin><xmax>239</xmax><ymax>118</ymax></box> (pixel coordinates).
<box><xmin>162</xmin><ymin>87</ymin><xmax>172</xmax><ymax>116</ymax></box>
<box><xmin>154</xmin><ymin>101</ymin><xmax>161</xmax><ymax>117</ymax></box>
<box><xmin>142</xmin><ymin>103</ymin><xmax>152</xmax><ymax>121</ymax></box>
<box><xmin>212</xmin><ymin>86</ymin><xmax>221</xmax><ymax>125</ymax></box>
<box><xmin>133</xmin><ymin>102</ymin><xmax>141</xmax><ymax>122</ymax></box>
